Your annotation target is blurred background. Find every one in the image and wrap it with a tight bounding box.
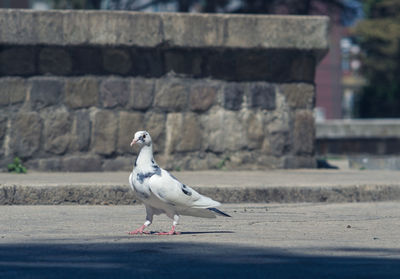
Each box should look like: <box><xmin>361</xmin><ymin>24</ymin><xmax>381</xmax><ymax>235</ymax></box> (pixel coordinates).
<box><xmin>2</xmin><ymin>0</ymin><xmax>400</xmax><ymax>170</ymax></box>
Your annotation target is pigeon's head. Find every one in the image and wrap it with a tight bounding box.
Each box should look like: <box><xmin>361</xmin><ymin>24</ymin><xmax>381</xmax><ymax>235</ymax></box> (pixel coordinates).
<box><xmin>130</xmin><ymin>131</ymin><xmax>152</xmax><ymax>147</ymax></box>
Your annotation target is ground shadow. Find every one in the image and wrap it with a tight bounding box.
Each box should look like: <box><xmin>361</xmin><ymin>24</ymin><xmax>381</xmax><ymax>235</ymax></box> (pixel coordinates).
<box><xmin>0</xmin><ymin>241</ymin><xmax>399</xmax><ymax>279</ymax></box>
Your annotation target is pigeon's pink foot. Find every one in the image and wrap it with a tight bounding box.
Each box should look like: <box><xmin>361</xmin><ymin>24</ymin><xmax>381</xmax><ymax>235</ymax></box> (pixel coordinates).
<box><xmin>128</xmin><ymin>225</ymin><xmax>149</xmax><ymax>235</ymax></box>
<box><xmin>155</xmin><ymin>226</ymin><xmax>180</xmax><ymax>235</ymax></box>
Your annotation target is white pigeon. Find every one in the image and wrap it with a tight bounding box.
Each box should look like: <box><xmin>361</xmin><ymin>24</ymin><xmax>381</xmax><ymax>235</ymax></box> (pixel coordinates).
<box><xmin>128</xmin><ymin>130</ymin><xmax>230</xmax><ymax>235</ymax></box>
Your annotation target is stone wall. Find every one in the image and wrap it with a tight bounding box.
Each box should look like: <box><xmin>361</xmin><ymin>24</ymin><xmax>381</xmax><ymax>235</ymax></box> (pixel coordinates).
<box><xmin>0</xmin><ymin>10</ymin><xmax>329</xmax><ymax>171</ymax></box>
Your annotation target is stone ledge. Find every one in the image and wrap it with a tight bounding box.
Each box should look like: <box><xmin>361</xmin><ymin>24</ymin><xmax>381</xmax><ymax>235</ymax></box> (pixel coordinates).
<box><xmin>1</xmin><ymin>184</ymin><xmax>399</xmax><ymax>205</ymax></box>
<box><xmin>0</xmin><ymin>9</ymin><xmax>328</xmax><ymax>54</ymax></box>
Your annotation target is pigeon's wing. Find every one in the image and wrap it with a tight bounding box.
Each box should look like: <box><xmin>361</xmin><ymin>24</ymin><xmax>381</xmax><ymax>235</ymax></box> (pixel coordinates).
<box><xmin>147</xmin><ymin>168</ymin><xmax>220</xmax><ymax>210</ymax></box>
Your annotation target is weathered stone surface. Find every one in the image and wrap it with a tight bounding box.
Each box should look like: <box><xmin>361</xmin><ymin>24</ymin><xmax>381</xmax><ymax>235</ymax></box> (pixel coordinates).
<box><xmin>164</xmin><ymin>49</ymin><xmax>202</xmax><ymax>76</ymax></box>
<box><xmin>280</xmin><ymin>83</ymin><xmax>315</xmax><ymax>109</ymax></box>
<box><xmin>248</xmin><ymin>83</ymin><xmax>276</xmax><ymax>110</ymax></box>
<box><xmin>100</xmin><ymin>78</ymin><xmax>130</xmax><ymax>108</ymax></box>
<box><xmin>61</xmin><ymin>155</ymin><xmax>102</xmax><ymax>172</ymax></box>
<box><xmin>29</xmin><ymin>78</ymin><xmax>63</xmax><ymax>109</ymax></box>
<box><xmin>144</xmin><ymin>113</ymin><xmax>166</xmax><ymax>154</ymax></box>
<box><xmin>129</xmin><ymin>78</ymin><xmax>154</xmax><ymax>110</ymax></box>
<box><xmin>91</xmin><ymin>110</ymin><xmax>117</xmax><ymax>155</ymax></box>
<box><xmin>87</xmin><ymin>12</ymin><xmax>162</xmax><ymax>47</ymax></box>
<box><xmin>39</xmin><ymin>48</ymin><xmax>72</xmax><ymax>75</ymax></box>
<box><xmin>35</xmin><ymin>11</ymin><xmax>64</xmax><ymax>45</ymax></box>
<box><xmin>290</xmin><ymin>55</ymin><xmax>316</xmax><ymax>82</ymax></box>
<box><xmin>166</xmin><ymin>113</ymin><xmax>202</xmax><ymax>153</ymax></box>
<box><xmin>1</xmin><ymin>10</ymin><xmax>329</xmax><ymax>53</ymax></box>
<box><xmin>293</xmin><ymin>110</ymin><xmax>315</xmax><ymax>155</ymax></box>
<box><xmin>27</xmin><ymin>158</ymin><xmax>62</xmax><ymax>171</ymax></box>
<box><xmin>0</xmin><ymin>47</ymin><xmax>35</xmax><ymax>75</ymax></box>
<box><xmin>103</xmin><ymin>48</ymin><xmax>132</xmax><ymax>74</ymax></box>
<box><xmin>69</xmin><ymin>110</ymin><xmax>91</xmax><ymax>152</ymax></box>
<box><xmin>117</xmin><ymin>111</ymin><xmax>144</xmax><ymax>154</ymax></box>
<box><xmin>284</xmin><ymin>155</ymin><xmax>316</xmax><ymax>168</ymax></box>
<box><xmin>222</xmin><ymin>83</ymin><xmax>244</xmax><ymax>111</ymax></box>
<box><xmin>202</xmin><ymin>109</ymin><xmax>246</xmax><ymax>152</ymax></box>
<box><xmin>0</xmin><ymin>78</ymin><xmax>27</xmax><ymax>106</ymax></box>
<box><xmin>0</xmin><ymin>115</ymin><xmax>7</xmax><ymax>156</ymax></box>
<box><xmin>65</xmin><ymin>78</ymin><xmax>99</xmax><ymax>109</ymax></box>
<box><xmin>70</xmin><ymin>47</ymin><xmax>103</xmax><ymax>74</ymax></box>
<box><xmin>266</xmin><ymin>132</ymin><xmax>290</xmax><ymax>156</ymax></box>
<box><xmin>10</xmin><ymin>112</ymin><xmax>42</xmax><ymax>158</ymax></box>
<box><xmin>242</xmin><ymin>111</ymin><xmax>264</xmax><ymax>150</ymax></box>
<box><xmin>43</xmin><ymin>108</ymin><xmax>72</xmax><ymax>155</ymax></box>
<box><xmin>102</xmin><ymin>157</ymin><xmax>132</xmax><ymax>171</ymax></box>
<box><xmin>154</xmin><ymin>80</ymin><xmax>188</xmax><ymax>112</ymax></box>
<box><xmin>189</xmin><ymin>83</ymin><xmax>217</xmax><ymax>112</ymax></box>
<box><xmin>0</xmin><ymin>115</ymin><xmax>7</xmax><ymax>140</ymax></box>
<box><xmin>130</xmin><ymin>49</ymin><xmax>164</xmax><ymax>77</ymax></box>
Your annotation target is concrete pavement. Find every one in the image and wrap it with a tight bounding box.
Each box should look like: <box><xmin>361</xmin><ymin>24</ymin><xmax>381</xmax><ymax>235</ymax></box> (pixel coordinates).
<box><xmin>1</xmin><ymin>169</ymin><xmax>400</xmax><ymax>204</ymax></box>
<box><xmin>1</xmin><ymin>202</ymin><xmax>400</xmax><ymax>278</ymax></box>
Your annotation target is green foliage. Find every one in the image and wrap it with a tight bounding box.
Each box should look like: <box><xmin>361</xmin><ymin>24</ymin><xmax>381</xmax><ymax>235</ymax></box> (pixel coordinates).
<box><xmin>354</xmin><ymin>0</ymin><xmax>400</xmax><ymax>117</ymax></box>
<box><xmin>7</xmin><ymin>157</ymin><xmax>27</xmax><ymax>174</ymax></box>
<box><xmin>216</xmin><ymin>156</ymin><xmax>230</xmax><ymax>170</ymax></box>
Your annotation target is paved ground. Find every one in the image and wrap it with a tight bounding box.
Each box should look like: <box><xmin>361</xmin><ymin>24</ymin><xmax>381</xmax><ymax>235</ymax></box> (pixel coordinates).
<box><xmin>1</xmin><ymin>202</ymin><xmax>400</xmax><ymax>278</ymax></box>
<box><xmin>2</xmin><ymin>169</ymin><xmax>400</xmax><ymax>204</ymax></box>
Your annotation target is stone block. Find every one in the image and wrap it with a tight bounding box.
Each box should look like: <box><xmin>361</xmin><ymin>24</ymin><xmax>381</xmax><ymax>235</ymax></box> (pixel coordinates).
<box><xmin>103</xmin><ymin>48</ymin><xmax>132</xmax><ymax>74</ymax></box>
<box><xmin>102</xmin><ymin>157</ymin><xmax>132</xmax><ymax>171</ymax></box>
<box><xmin>280</xmin><ymin>83</ymin><xmax>315</xmax><ymax>109</ymax></box>
<box><xmin>248</xmin><ymin>83</ymin><xmax>276</xmax><ymax>110</ymax></box>
<box><xmin>91</xmin><ymin>110</ymin><xmax>117</xmax><ymax>155</ymax></box>
<box><xmin>144</xmin><ymin>113</ymin><xmax>166</xmax><ymax>153</ymax></box>
<box><xmin>205</xmin><ymin>50</ymin><xmax>236</xmax><ymax>81</ymax></box>
<box><xmin>0</xmin><ymin>115</ymin><xmax>7</xmax><ymax>156</ymax></box>
<box><xmin>117</xmin><ymin>111</ymin><xmax>144</xmax><ymax>154</ymax></box>
<box><xmin>100</xmin><ymin>78</ymin><xmax>130</xmax><ymax>108</ymax></box>
<box><xmin>43</xmin><ymin>108</ymin><xmax>72</xmax><ymax>155</ymax></box>
<box><xmin>27</xmin><ymin>158</ymin><xmax>62</xmax><ymax>171</ymax></box>
<box><xmin>234</xmin><ymin>51</ymin><xmax>270</xmax><ymax>81</ymax></box>
<box><xmin>70</xmin><ymin>47</ymin><xmax>103</xmax><ymax>75</ymax></box>
<box><xmin>166</xmin><ymin>113</ymin><xmax>202</xmax><ymax>153</ymax></box>
<box><xmin>161</xmin><ymin>13</ymin><xmax>222</xmax><ymax>48</ymax></box>
<box><xmin>38</xmin><ymin>48</ymin><xmax>72</xmax><ymax>75</ymax></box>
<box><xmin>131</xmin><ymin>49</ymin><xmax>164</xmax><ymax>77</ymax></box>
<box><xmin>267</xmin><ymin>132</ymin><xmax>290</xmax><ymax>156</ymax></box>
<box><xmin>164</xmin><ymin>49</ymin><xmax>202</xmax><ymax>76</ymax></box>
<box><xmin>0</xmin><ymin>78</ymin><xmax>27</xmax><ymax>106</ymax></box>
<box><xmin>69</xmin><ymin>110</ymin><xmax>91</xmax><ymax>152</ymax></box>
<box><xmin>10</xmin><ymin>112</ymin><xmax>42</xmax><ymax>158</ymax></box>
<box><xmin>201</xmin><ymin>109</ymin><xmax>246</xmax><ymax>153</ymax></box>
<box><xmin>189</xmin><ymin>83</ymin><xmax>217</xmax><ymax>112</ymax></box>
<box><xmin>293</xmin><ymin>110</ymin><xmax>315</xmax><ymax>155</ymax></box>
<box><xmin>29</xmin><ymin>78</ymin><xmax>63</xmax><ymax>109</ymax></box>
<box><xmin>242</xmin><ymin>111</ymin><xmax>265</xmax><ymax>150</ymax></box>
<box><xmin>290</xmin><ymin>54</ymin><xmax>316</xmax><ymax>82</ymax></box>
<box><xmin>222</xmin><ymin>83</ymin><xmax>244</xmax><ymax>111</ymax></box>
<box><xmin>129</xmin><ymin>78</ymin><xmax>154</xmax><ymax>110</ymax></box>
<box><xmin>0</xmin><ymin>47</ymin><xmax>35</xmax><ymax>75</ymax></box>
<box><xmin>0</xmin><ymin>115</ymin><xmax>7</xmax><ymax>140</ymax></box>
<box><xmin>154</xmin><ymin>79</ymin><xmax>188</xmax><ymax>112</ymax></box>
<box><xmin>87</xmin><ymin>12</ymin><xmax>162</xmax><ymax>46</ymax></box>
<box><xmin>284</xmin><ymin>156</ymin><xmax>316</xmax><ymax>168</ymax></box>
<box><xmin>65</xmin><ymin>78</ymin><xmax>99</xmax><ymax>109</ymax></box>
<box><xmin>35</xmin><ymin>11</ymin><xmax>64</xmax><ymax>45</ymax></box>
<box><xmin>61</xmin><ymin>155</ymin><xmax>102</xmax><ymax>172</ymax></box>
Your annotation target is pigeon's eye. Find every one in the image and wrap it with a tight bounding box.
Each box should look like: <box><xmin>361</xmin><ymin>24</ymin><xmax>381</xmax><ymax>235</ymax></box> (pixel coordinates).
<box><xmin>142</xmin><ymin>134</ymin><xmax>146</xmax><ymax>139</ymax></box>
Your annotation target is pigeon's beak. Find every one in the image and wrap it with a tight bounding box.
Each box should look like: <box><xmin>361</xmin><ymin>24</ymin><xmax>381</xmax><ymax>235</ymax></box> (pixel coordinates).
<box><xmin>130</xmin><ymin>138</ymin><xmax>138</xmax><ymax>147</ymax></box>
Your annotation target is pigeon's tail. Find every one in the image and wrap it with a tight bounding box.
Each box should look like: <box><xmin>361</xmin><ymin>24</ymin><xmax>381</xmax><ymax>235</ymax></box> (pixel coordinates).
<box><xmin>207</xmin><ymin>207</ymin><xmax>231</xmax><ymax>217</ymax></box>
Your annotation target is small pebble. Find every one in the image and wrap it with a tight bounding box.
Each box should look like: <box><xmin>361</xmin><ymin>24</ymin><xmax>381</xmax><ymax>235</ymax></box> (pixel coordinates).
<box><xmin>346</xmin><ymin>225</ymin><xmax>351</xmax><ymax>228</ymax></box>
